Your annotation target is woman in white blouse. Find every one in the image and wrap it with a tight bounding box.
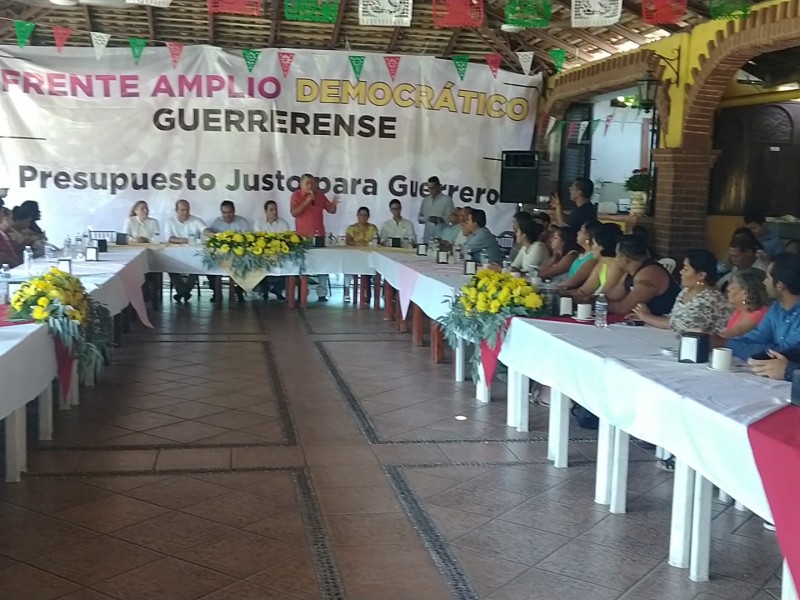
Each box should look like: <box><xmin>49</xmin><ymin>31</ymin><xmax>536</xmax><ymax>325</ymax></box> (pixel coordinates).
<box><xmin>510</xmin><ymin>220</ymin><xmax>548</xmax><ymax>274</ymax></box>
<box><xmin>125</xmin><ymin>200</ymin><xmax>160</xmax><ymax>243</ymax></box>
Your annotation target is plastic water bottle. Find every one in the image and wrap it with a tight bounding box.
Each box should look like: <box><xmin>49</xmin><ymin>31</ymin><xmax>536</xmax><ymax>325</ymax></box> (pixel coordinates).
<box><xmin>23</xmin><ymin>246</ymin><xmax>33</xmax><ymax>274</ymax></box>
<box><xmin>371</xmin><ymin>233</ymin><xmax>378</xmax><ymax>247</ymax></box>
<box><xmin>595</xmin><ymin>293</ymin><xmax>609</xmax><ymax>328</ymax></box>
<box><xmin>0</xmin><ymin>266</ymin><xmax>8</xmax><ymax>304</ymax></box>
<box><xmin>502</xmin><ymin>259</ymin><xmax>511</xmax><ymax>273</ymax></box>
<box><xmin>540</xmin><ymin>280</ymin><xmax>556</xmax><ymax>316</ymax></box>
<box><xmin>480</xmin><ymin>250</ymin><xmax>489</xmax><ymax>266</ymax></box>
<box><xmin>188</xmin><ymin>232</ymin><xmax>196</xmax><ymax>246</ymax></box>
<box><xmin>63</xmin><ymin>235</ymin><xmax>72</xmax><ymax>258</ymax></box>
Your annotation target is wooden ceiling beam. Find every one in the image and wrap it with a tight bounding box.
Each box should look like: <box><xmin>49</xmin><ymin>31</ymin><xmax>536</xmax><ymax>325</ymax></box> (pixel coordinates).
<box><xmin>514</xmin><ymin>37</ymin><xmax>556</xmax><ymax>71</ymax></box>
<box><xmin>607</xmin><ymin>23</ymin><xmax>647</xmax><ymax>44</ymax></box>
<box><xmin>0</xmin><ymin>5</ymin><xmax>49</xmax><ymax>42</ymax></box>
<box><xmin>83</xmin><ymin>5</ymin><xmax>94</xmax><ymax>33</ymax></box>
<box><xmin>386</xmin><ymin>27</ymin><xmax>401</xmax><ymax>53</ymax></box>
<box><xmin>524</xmin><ymin>29</ymin><xmax>589</xmax><ymax>63</ymax></box>
<box><xmin>475</xmin><ymin>28</ymin><xmax>520</xmax><ymax>72</ymax></box>
<box><xmin>442</xmin><ymin>29</ymin><xmax>460</xmax><ymax>56</ymax></box>
<box><xmin>268</xmin><ymin>0</ymin><xmax>281</xmax><ymax>45</ymax></box>
<box><xmin>328</xmin><ymin>0</ymin><xmax>347</xmax><ymax>48</ymax></box>
<box><xmin>208</xmin><ymin>12</ymin><xmax>215</xmax><ymax>44</ymax></box>
<box><xmin>549</xmin><ymin>0</ymin><xmax>648</xmax><ymax>46</ymax></box>
<box><xmin>485</xmin><ymin>4</ymin><xmax>586</xmax><ymax>65</ymax></box>
<box><xmin>568</xmin><ymin>28</ymin><xmax>621</xmax><ymax>55</ymax></box>
<box><xmin>146</xmin><ymin>6</ymin><xmax>156</xmax><ymax>44</ymax></box>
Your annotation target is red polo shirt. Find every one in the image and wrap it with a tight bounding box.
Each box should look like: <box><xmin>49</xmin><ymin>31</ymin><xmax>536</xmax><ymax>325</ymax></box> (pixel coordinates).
<box><xmin>291</xmin><ymin>189</ymin><xmax>333</xmax><ymax>237</ymax></box>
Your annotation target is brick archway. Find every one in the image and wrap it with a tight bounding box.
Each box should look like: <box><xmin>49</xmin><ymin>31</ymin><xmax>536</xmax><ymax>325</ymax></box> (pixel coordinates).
<box><xmin>683</xmin><ymin>0</ymin><xmax>800</xmax><ymax>149</ymax></box>
<box><xmin>543</xmin><ymin>49</ymin><xmax>671</xmax><ymax>136</ymax></box>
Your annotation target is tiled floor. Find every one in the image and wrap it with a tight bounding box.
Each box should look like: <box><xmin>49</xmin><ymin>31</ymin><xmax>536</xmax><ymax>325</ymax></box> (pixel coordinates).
<box><xmin>0</xmin><ymin>292</ymin><xmax>785</xmax><ymax>599</ymax></box>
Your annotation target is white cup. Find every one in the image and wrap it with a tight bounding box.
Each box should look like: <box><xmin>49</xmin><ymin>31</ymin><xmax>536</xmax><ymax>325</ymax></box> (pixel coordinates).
<box><xmin>511</xmin><ymin>272</ymin><xmax>521</xmax><ymax>278</ymax></box>
<box><xmin>531</xmin><ymin>277</ymin><xmax>543</xmax><ymax>287</ymax></box>
<box><xmin>559</xmin><ymin>297</ymin><xmax>573</xmax><ymax>317</ymax></box>
<box><xmin>711</xmin><ymin>347</ymin><xmax>733</xmax><ymax>371</ymax></box>
<box><xmin>576</xmin><ymin>303</ymin><xmax>592</xmax><ymax>320</ymax></box>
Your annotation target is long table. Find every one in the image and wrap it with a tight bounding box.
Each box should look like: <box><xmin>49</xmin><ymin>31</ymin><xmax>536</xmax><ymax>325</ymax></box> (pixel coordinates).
<box><xmin>2</xmin><ymin>248</ymin><xmax>154</xmax><ymax>481</ymax></box>
<box><xmin>497</xmin><ymin>317</ymin><xmax>797</xmax><ymax>597</ymax></box>
<box><xmin>0</xmin><ymin>324</ymin><xmax>57</xmax><ymax>482</ymax></box>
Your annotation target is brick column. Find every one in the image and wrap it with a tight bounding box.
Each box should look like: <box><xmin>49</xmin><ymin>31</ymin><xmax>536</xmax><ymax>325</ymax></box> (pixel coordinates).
<box><xmin>652</xmin><ymin>147</ymin><xmax>720</xmax><ymax>260</ymax></box>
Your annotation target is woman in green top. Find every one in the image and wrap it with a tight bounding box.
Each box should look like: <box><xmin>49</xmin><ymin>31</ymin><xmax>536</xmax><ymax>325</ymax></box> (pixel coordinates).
<box><xmin>538</xmin><ymin>226</ymin><xmax>580</xmax><ymax>282</ymax></box>
<box><xmin>561</xmin><ymin>223</ymin><xmax>624</xmax><ymax>303</ymax></box>
<box><xmin>556</xmin><ymin>220</ymin><xmax>600</xmax><ymax>290</ymax></box>
<box><xmin>344</xmin><ymin>206</ymin><xmax>379</xmax><ymax>302</ymax></box>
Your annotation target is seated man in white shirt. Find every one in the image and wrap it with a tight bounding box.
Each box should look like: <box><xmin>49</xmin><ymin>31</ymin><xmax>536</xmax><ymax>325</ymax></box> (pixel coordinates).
<box><xmin>379</xmin><ymin>199</ymin><xmax>416</xmax><ymax>247</ymax></box>
<box><xmin>254</xmin><ymin>200</ymin><xmax>290</xmax><ymax>233</ymax></box>
<box><xmin>165</xmin><ymin>199</ymin><xmax>206</xmax><ymax>303</ymax></box>
<box><xmin>254</xmin><ymin>200</ymin><xmax>288</xmax><ymax>301</ymax></box>
<box><xmin>204</xmin><ymin>200</ymin><xmax>251</xmax><ymax>303</ymax></box>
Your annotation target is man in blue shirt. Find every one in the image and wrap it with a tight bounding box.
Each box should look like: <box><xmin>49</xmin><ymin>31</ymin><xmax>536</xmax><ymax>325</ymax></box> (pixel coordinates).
<box><xmin>750</xmin><ymin>347</ymin><xmax>800</xmax><ymax>381</ymax></box>
<box><xmin>461</xmin><ymin>209</ymin><xmax>503</xmax><ymax>265</ymax></box>
<box><xmin>744</xmin><ymin>209</ymin><xmax>785</xmax><ymax>259</ymax></box>
<box><xmin>728</xmin><ymin>253</ymin><xmax>800</xmax><ymax>359</ymax></box>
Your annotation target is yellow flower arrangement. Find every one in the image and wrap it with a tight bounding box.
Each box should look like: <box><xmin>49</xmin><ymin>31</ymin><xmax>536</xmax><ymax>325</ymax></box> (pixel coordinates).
<box><xmin>9</xmin><ymin>268</ymin><xmax>112</xmax><ymax>381</ymax></box>
<box><xmin>456</xmin><ymin>270</ymin><xmax>543</xmax><ymax>316</ymax></box>
<box><xmin>440</xmin><ymin>269</ymin><xmax>545</xmax><ymax>383</ymax></box>
<box><xmin>202</xmin><ymin>230</ymin><xmax>311</xmax><ymax>277</ymax></box>
<box><xmin>10</xmin><ymin>267</ymin><xmax>90</xmax><ymax>326</ymax></box>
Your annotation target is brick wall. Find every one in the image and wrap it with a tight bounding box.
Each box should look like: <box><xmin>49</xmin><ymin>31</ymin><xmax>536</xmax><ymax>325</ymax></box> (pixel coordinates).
<box><xmin>652</xmin><ymin>148</ymin><xmax>719</xmax><ymax>259</ymax></box>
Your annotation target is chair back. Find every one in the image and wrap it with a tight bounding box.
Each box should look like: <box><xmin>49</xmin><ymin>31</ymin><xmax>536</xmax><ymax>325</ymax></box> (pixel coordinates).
<box><xmin>89</xmin><ymin>230</ymin><xmax>117</xmax><ymax>242</ymax></box>
<box><xmin>496</xmin><ymin>231</ymin><xmax>515</xmax><ymax>257</ymax></box>
<box><xmin>658</xmin><ymin>257</ymin><xmax>677</xmax><ymax>275</ymax></box>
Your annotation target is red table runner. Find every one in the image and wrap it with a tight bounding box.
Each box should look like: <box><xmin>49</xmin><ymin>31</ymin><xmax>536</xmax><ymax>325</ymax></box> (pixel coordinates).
<box><xmin>0</xmin><ymin>304</ymin><xmax>31</xmax><ymax>327</ymax></box>
<box><xmin>0</xmin><ymin>304</ymin><xmax>73</xmax><ymax>396</ymax></box>
<box><xmin>748</xmin><ymin>405</ymin><xmax>800</xmax><ymax>590</ymax></box>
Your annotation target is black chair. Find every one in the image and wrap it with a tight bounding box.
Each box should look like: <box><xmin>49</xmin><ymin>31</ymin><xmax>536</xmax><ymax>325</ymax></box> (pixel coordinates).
<box><xmin>496</xmin><ymin>231</ymin><xmax>515</xmax><ymax>258</ymax></box>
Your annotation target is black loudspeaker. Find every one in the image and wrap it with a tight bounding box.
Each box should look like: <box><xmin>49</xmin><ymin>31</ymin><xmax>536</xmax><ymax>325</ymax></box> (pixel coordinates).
<box><xmin>500</xmin><ymin>151</ymin><xmax>538</xmax><ymax>204</ymax></box>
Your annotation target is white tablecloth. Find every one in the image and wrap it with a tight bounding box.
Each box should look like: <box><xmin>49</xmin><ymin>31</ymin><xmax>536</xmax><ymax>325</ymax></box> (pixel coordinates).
<box><xmin>0</xmin><ymin>324</ymin><xmax>56</xmax><ymax>421</ymax></box>
<box><xmin>150</xmin><ymin>244</ymin><xmax>376</xmax><ymax>276</ymax></box>
<box><xmin>498</xmin><ymin>318</ymin><xmax>790</xmax><ymax>520</ymax></box>
<box><xmin>371</xmin><ymin>251</ymin><xmax>468</xmax><ymax>320</ymax></box>
<box><xmin>10</xmin><ymin>248</ymin><xmax>151</xmax><ymax>318</ymax></box>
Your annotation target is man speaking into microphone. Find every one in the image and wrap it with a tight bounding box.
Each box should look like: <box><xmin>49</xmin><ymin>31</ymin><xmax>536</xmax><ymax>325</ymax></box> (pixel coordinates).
<box><xmin>290</xmin><ymin>173</ymin><xmax>340</xmax><ymax>302</ymax></box>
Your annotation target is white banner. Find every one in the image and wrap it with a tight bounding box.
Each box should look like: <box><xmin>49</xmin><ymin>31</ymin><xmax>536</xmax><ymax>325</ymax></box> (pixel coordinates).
<box><xmin>0</xmin><ymin>46</ymin><xmax>541</xmax><ymax>243</ymax></box>
<box><xmin>571</xmin><ymin>0</ymin><xmax>622</xmax><ymax>27</ymax></box>
<box><xmin>359</xmin><ymin>0</ymin><xmax>413</xmax><ymax>27</ymax></box>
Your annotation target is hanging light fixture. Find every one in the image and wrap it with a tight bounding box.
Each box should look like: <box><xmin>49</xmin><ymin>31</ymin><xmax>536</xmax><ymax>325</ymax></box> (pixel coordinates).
<box><xmin>637</xmin><ymin>70</ymin><xmax>660</xmax><ymax>113</ymax></box>
<box><xmin>637</xmin><ymin>48</ymin><xmax>682</xmax><ymax>113</ymax></box>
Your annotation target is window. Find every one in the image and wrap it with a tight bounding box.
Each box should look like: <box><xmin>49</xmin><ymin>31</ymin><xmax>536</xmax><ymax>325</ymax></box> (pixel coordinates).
<box><xmin>558</xmin><ymin>103</ymin><xmax>593</xmax><ymax>206</ymax></box>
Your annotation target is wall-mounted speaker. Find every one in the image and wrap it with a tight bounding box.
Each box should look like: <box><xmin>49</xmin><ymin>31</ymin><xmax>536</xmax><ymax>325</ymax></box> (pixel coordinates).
<box><xmin>500</xmin><ymin>151</ymin><xmax>538</xmax><ymax>204</ymax></box>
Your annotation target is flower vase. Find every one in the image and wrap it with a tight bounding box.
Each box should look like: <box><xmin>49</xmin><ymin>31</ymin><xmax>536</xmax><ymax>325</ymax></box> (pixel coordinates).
<box><xmin>629</xmin><ymin>191</ymin><xmax>648</xmax><ymax>216</ymax></box>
